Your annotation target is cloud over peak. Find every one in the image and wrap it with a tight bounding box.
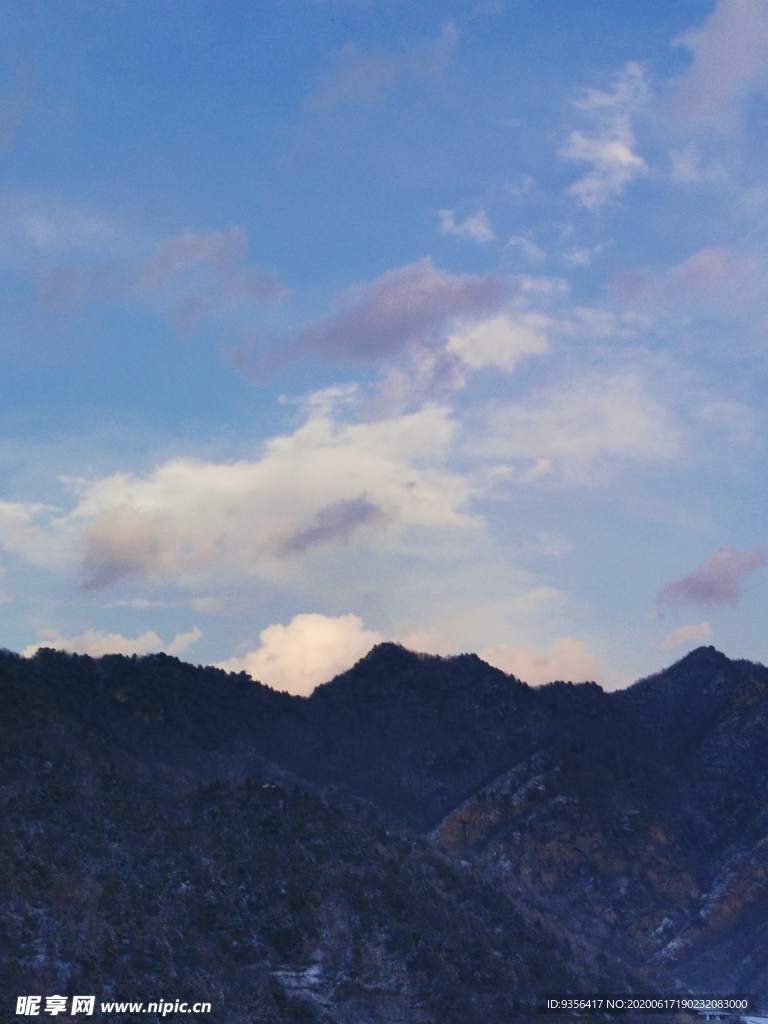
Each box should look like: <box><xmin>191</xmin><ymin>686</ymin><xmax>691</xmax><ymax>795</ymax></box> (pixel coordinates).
<box><xmin>662</xmin><ymin>622</ymin><xmax>712</xmax><ymax>650</ymax></box>
<box><xmin>217</xmin><ymin>612</ymin><xmax>384</xmax><ymax>696</ymax></box>
<box><xmin>479</xmin><ymin>637</ymin><xmax>604</xmax><ymax>687</ymax></box>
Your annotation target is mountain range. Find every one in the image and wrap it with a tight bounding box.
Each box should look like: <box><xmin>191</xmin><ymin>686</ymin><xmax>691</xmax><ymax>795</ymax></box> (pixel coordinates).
<box><xmin>2</xmin><ymin>643</ymin><xmax>767</xmax><ymax>1022</ymax></box>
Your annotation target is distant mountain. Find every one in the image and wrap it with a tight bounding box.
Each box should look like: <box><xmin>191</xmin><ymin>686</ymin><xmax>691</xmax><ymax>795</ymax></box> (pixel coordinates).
<box><xmin>1</xmin><ymin>643</ymin><xmax>767</xmax><ymax>1020</ymax></box>
<box><xmin>434</xmin><ymin>647</ymin><xmax>768</xmax><ymax>1001</ymax></box>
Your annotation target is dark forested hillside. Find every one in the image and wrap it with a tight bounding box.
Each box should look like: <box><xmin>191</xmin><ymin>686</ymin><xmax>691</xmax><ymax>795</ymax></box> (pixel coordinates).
<box><xmin>2</xmin><ymin>643</ymin><xmax>767</xmax><ymax>1021</ymax></box>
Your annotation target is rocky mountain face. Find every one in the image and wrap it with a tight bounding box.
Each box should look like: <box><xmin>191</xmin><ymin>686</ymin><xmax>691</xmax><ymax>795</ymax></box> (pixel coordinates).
<box><xmin>1</xmin><ymin>643</ymin><xmax>767</xmax><ymax>1021</ymax></box>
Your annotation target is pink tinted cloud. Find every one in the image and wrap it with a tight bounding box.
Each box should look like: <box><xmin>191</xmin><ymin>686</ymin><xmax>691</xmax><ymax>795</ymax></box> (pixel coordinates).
<box><xmin>138</xmin><ymin>229</ymin><xmax>248</xmax><ymax>289</ymax></box>
<box><xmin>225</xmin><ymin>269</ymin><xmax>284</xmax><ymax>302</ymax></box>
<box><xmin>39</xmin><ymin>263</ymin><xmax>126</xmax><ymax>312</ymax></box>
<box><xmin>656</xmin><ymin>545</ymin><xmax>766</xmax><ymax>613</ymax></box>
<box><xmin>80</xmin><ymin>506</ymin><xmax>162</xmax><ymax>592</ymax></box>
<box><xmin>669</xmin><ymin>247</ymin><xmax>731</xmax><ymax>293</ymax></box>
<box><xmin>610</xmin><ymin>247</ymin><xmax>757</xmax><ymax>309</ymax></box>
<box><xmin>139</xmin><ymin>229</ymin><xmax>284</xmax><ymax>331</ymax></box>
<box><xmin>306</xmin><ymin>21</ymin><xmax>457</xmax><ymax>111</ymax></box>
<box><xmin>280</xmin><ymin>258</ymin><xmax>507</xmax><ymax>366</ymax></box>
<box><xmin>39</xmin><ymin>228</ymin><xmax>283</xmax><ymax>330</ymax></box>
<box><xmin>171</xmin><ymin>271</ymin><xmax>284</xmax><ymax>334</ymax></box>
<box><xmin>665</xmin><ymin>0</ymin><xmax>768</xmax><ymax>134</ymax></box>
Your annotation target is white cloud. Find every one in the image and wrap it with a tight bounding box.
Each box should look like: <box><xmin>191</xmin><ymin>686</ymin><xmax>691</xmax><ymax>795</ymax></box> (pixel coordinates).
<box><xmin>21</xmin><ymin>626</ymin><xmax>202</xmax><ymax>659</ymax></box>
<box><xmin>479</xmin><ymin>637</ymin><xmax>604</xmax><ymax>686</ymax></box>
<box><xmin>363</xmin><ymin>289</ymin><xmax>562</xmax><ymax>413</ymax></box>
<box><xmin>0</xmin><ymin>398</ymin><xmax>474</xmax><ymax>590</ymax></box>
<box><xmin>556</xmin><ymin>305</ymin><xmax>635</xmax><ymax>339</ymax></box>
<box><xmin>662</xmin><ymin>622</ymin><xmax>712</xmax><ymax>650</ymax></box>
<box><xmin>0</xmin><ymin>500</ymin><xmax>76</xmax><ymax>572</ymax></box>
<box><xmin>471</xmin><ymin>371</ymin><xmax>679</xmax><ymax>484</ymax></box>
<box><xmin>666</xmin><ymin>0</ymin><xmax>768</xmax><ymax>135</ymax></box>
<box><xmin>166</xmin><ymin>626</ymin><xmax>204</xmax><ymax>655</ymax></box>
<box><xmin>217</xmin><ymin>612</ymin><xmax>383</xmax><ymax>696</ymax></box>
<box><xmin>445</xmin><ymin>313</ymin><xmax>549</xmax><ymax>371</ymax></box>
<box><xmin>398</xmin><ymin>627</ymin><xmax>450</xmax><ymax>656</ymax></box>
<box><xmin>562</xmin><ymin>244</ymin><xmax>609</xmax><ymax>268</ymax></box>
<box><xmin>560</xmin><ymin>62</ymin><xmax>648</xmax><ymax>209</ymax></box>
<box><xmin>563</xmin><ymin>248</ymin><xmax>593</xmax><ymax>267</ymax></box>
<box><xmin>438</xmin><ymin>209</ymin><xmax>495</xmax><ymax>243</ymax></box>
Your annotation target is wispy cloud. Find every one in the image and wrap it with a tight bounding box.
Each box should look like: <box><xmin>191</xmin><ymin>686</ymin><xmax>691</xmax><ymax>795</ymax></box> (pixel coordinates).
<box><xmin>610</xmin><ymin>246</ymin><xmax>768</xmax><ymax>354</ymax></box>
<box><xmin>0</xmin><ymin>194</ymin><xmax>125</xmax><ymax>275</ymax></box>
<box><xmin>665</xmin><ymin>246</ymin><xmax>756</xmax><ymax>303</ymax></box>
<box><xmin>560</xmin><ymin>62</ymin><xmax>648</xmax><ymax>210</ymax></box>
<box><xmin>39</xmin><ymin>264</ymin><xmax>125</xmax><ymax>313</ymax></box>
<box><xmin>662</xmin><ymin>622</ymin><xmax>712</xmax><ymax>650</ymax></box>
<box><xmin>138</xmin><ymin>229</ymin><xmax>248</xmax><ymax>289</ymax></box>
<box><xmin>656</xmin><ymin>546</ymin><xmax>766</xmax><ymax>613</ymax></box>
<box><xmin>306</xmin><ymin>21</ymin><xmax>458</xmax><ymax>111</ymax></box>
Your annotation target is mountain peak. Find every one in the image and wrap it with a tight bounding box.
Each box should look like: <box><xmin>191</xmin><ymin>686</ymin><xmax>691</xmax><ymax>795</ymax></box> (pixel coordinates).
<box><xmin>675</xmin><ymin>644</ymin><xmax>727</xmax><ymax>666</ymax></box>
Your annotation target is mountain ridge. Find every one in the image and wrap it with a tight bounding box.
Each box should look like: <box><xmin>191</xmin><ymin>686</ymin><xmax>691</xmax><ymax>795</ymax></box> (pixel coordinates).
<box><xmin>2</xmin><ymin>642</ymin><xmax>767</xmax><ymax>1020</ymax></box>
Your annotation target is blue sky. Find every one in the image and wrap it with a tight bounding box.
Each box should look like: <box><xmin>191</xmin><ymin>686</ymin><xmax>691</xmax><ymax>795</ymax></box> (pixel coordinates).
<box><xmin>1</xmin><ymin>0</ymin><xmax>766</xmax><ymax>692</ymax></box>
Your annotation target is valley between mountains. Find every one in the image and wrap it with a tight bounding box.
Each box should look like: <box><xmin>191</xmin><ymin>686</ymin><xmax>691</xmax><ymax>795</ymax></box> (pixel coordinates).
<box><xmin>2</xmin><ymin>643</ymin><xmax>767</xmax><ymax>1022</ymax></box>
